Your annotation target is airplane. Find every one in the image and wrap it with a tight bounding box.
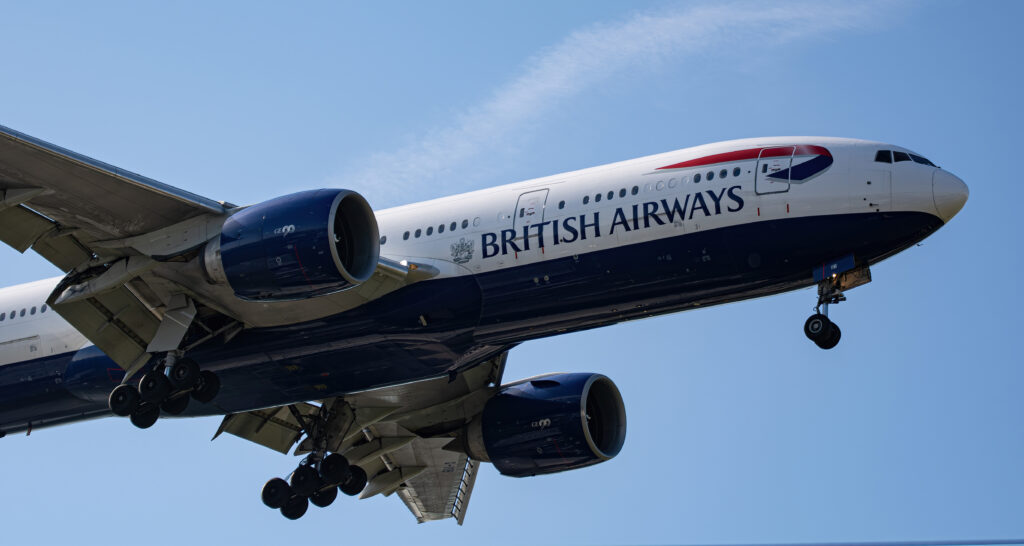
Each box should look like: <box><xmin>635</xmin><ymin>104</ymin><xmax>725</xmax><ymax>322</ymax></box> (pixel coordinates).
<box><xmin>0</xmin><ymin>125</ymin><xmax>967</xmax><ymax>522</ymax></box>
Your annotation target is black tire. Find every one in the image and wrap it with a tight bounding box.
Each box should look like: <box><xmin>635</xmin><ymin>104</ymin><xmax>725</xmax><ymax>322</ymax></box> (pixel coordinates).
<box><xmin>169</xmin><ymin>358</ymin><xmax>200</xmax><ymax>390</ymax></box>
<box><xmin>310</xmin><ymin>486</ymin><xmax>338</xmax><ymax>508</ymax></box>
<box><xmin>161</xmin><ymin>394</ymin><xmax>190</xmax><ymax>415</ymax></box>
<box><xmin>138</xmin><ymin>370</ymin><xmax>171</xmax><ymax>403</ymax></box>
<box><xmin>280</xmin><ymin>495</ymin><xmax>308</xmax><ymax>520</ymax></box>
<box><xmin>339</xmin><ymin>465</ymin><xmax>367</xmax><ymax>496</ymax></box>
<box><xmin>191</xmin><ymin>371</ymin><xmax>220</xmax><ymax>404</ymax></box>
<box><xmin>816</xmin><ymin>322</ymin><xmax>842</xmax><ymax>350</ymax></box>
<box><xmin>129</xmin><ymin>402</ymin><xmax>160</xmax><ymax>429</ymax></box>
<box><xmin>320</xmin><ymin>453</ymin><xmax>351</xmax><ymax>486</ymax></box>
<box><xmin>804</xmin><ymin>313</ymin><xmax>831</xmax><ymax>341</ymax></box>
<box><xmin>109</xmin><ymin>384</ymin><xmax>140</xmax><ymax>416</ymax></box>
<box><xmin>262</xmin><ymin>478</ymin><xmax>292</xmax><ymax>509</ymax></box>
<box><xmin>290</xmin><ymin>465</ymin><xmax>320</xmax><ymax>498</ymax></box>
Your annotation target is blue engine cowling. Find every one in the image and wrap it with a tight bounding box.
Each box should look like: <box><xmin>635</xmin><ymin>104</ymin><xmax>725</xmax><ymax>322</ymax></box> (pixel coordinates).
<box><xmin>204</xmin><ymin>189</ymin><xmax>379</xmax><ymax>301</ymax></box>
<box><xmin>462</xmin><ymin>373</ymin><xmax>627</xmax><ymax>477</ymax></box>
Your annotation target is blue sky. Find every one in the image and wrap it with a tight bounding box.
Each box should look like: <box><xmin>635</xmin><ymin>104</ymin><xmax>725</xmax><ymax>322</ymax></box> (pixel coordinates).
<box><xmin>0</xmin><ymin>1</ymin><xmax>1021</xmax><ymax>544</ymax></box>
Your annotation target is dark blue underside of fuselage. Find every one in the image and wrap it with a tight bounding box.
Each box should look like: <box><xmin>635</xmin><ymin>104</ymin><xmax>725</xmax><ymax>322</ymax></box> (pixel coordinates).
<box><xmin>0</xmin><ymin>211</ymin><xmax>943</xmax><ymax>432</ymax></box>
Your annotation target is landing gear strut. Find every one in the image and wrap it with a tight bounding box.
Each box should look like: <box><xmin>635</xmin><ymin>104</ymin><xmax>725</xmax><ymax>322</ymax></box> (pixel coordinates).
<box><xmin>804</xmin><ymin>272</ymin><xmax>851</xmax><ymax>350</ymax></box>
<box><xmin>107</xmin><ymin>355</ymin><xmax>221</xmax><ymax>429</ymax></box>
<box><xmin>260</xmin><ymin>403</ymin><xmax>367</xmax><ymax>520</ymax></box>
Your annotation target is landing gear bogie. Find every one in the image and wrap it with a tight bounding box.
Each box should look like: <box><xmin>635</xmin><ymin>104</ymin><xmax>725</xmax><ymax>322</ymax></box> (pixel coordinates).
<box><xmin>110</xmin><ymin>357</ymin><xmax>220</xmax><ymax>429</ymax></box>
<box><xmin>280</xmin><ymin>495</ymin><xmax>309</xmax><ymax>520</ymax></box>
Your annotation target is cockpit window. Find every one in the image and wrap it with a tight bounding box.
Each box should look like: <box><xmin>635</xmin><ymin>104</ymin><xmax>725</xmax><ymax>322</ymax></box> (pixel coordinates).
<box><xmin>875</xmin><ymin>150</ymin><xmax>892</xmax><ymax>163</ymax></box>
<box><xmin>909</xmin><ymin>154</ymin><xmax>936</xmax><ymax>167</ymax></box>
<box><xmin>893</xmin><ymin>151</ymin><xmax>911</xmax><ymax>162</ymax></box>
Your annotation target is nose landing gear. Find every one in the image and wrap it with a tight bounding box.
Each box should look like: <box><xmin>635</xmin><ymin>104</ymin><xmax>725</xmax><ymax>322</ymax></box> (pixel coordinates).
<box><xmin>803</xmin><ymin>265</ymin><xmax>869</xmax><ymax>350</ymax></box>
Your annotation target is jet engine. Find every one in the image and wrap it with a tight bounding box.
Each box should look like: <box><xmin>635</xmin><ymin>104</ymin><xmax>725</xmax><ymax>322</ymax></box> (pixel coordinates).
<box><xmin>203</xmin><ymin>189</ymin><xmax>379</xmax><ymax>301</ymax></box>
<box><xmin>460</xmin><ymin>373</ymin><xmax>626</xmax><ymax>477</ymax></box>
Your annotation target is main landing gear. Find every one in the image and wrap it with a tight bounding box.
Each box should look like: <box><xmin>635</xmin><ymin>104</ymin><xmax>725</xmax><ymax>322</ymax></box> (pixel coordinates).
<box><xmin>107</xmin><ymin>357</ymin><xmax>221</xmax><ymax>429</ymax></box>
<box><xmin>803</xmin><ymin>275</ymin><xmax>847</xmax><ymax>350</ymax></box>
<box><xmin>261</xmin><ymin>454</ymin><xmax>368</xmax><ymax>520</ymax></box>
<box><xmin>260</xmin><ymin>403</ymin><xmax>367</xmax><ymax>520</ymax></box>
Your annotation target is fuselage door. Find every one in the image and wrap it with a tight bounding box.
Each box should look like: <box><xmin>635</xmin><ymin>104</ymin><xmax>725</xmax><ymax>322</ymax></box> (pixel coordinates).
<box><xmin>755</xmin><ymin>146</ymin><xmax>794</xmax><ymax>194</ymax></box>
<box><xmin>513</xmin><ymin>189</ymin><xmax>549</xmax><ymax>230</ymax></box>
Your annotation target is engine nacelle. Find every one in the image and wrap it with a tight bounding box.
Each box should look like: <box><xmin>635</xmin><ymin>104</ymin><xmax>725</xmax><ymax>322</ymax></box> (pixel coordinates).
<box><xmin>462</xmin><ymin>373</ymin><xmax>626</xmax><ymax>477</ymax></box>
<box><xmin>204</xmin><ymin>189</ymin><xmax>379</xmax><ymax>301</ymax></box>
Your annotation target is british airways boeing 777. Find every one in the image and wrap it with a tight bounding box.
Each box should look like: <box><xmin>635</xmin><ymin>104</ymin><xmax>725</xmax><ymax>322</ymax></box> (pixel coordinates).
<box><xmin>0</xmin><ymin>126</ymin><xmax>967</xmax><ymax>522</ymax></box>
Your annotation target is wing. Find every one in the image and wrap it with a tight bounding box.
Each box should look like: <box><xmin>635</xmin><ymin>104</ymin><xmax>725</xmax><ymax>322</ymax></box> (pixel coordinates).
<box><xmin>216</xmin><ymin>351</ymin><xmax>508</xmax><ymax>524</ymax></box>
<box><xmin>0</xmin><ymin>124</ymin><xmax>434</xmax><ymax>373</ymax></box>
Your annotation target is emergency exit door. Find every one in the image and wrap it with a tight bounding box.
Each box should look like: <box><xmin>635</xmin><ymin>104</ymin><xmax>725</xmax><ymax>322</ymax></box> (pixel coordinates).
<box><xmin>513</xmin><ymin>189</ymin><xmax>548</xmax><ymax>230</ymax></box>
<box><xmin>755</xmin><ymin>146</ymin><xmax>794</xmax><ymax>194</ymax></box>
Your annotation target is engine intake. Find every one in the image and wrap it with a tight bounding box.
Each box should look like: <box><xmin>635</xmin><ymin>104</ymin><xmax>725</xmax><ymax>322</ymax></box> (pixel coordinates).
<box><xmin>204</xmin><ymin>189</ymin><xmax>379</xmax><ymax>301</ymax></box>
<box><xmin>462</xmin><ymin>373</ymin><xmax>626</xmax><ymax>477</ymax></box>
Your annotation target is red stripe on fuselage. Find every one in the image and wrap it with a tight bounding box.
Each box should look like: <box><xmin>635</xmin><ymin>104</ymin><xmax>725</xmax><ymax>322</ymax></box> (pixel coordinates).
<box><xmin>656</xmin><ymin>145</ymin><xmax>831</xmax><ymax>170</ymax></box>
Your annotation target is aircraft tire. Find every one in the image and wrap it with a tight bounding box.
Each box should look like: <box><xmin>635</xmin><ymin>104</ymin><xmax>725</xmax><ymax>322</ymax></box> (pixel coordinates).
<box><xmin>804</xmin><ymin>314</ymin><xmax>831</xmax><ymax>342</ymax></box>
<box><xmin>191</xmin><ymin>371</ymin><xmax>220</xmax><ymax>403</ymax></box>
<box><xmin>290</xmin><ymin>465</ymin><xmax>321</xmax><ymax>498</ymax></box>
<box><xmin>138</xmin><ymin>371</ymin><xmax>172</xmax><ymax>403</ymax></box>
<box><xmin>310</xmin><ymin>486</ymin><xmax>338</xmax><ymax>508</ymax></box>
<box><xmin>161</xmin><ymin>394</ymin><xmax>190</xmax><ymax>415</ymax></box>
<box><xmin>815</xmin><ymin>322</ymin><xmax>842</xmax><ymax>350</ymax></box>
<box><xmin>109</xmin><ymin>384</ymin><xmax>140</xmax><ymax>416</ymax></box>
<box><xmin>129</xmin><ymin>402</ymin><xmax>160</xmax><ymax>429</ymax></box>
<box><xmin>262</xmin><ymin>478</ymin><xmax>292</xmax><ymax>509</ymax></box>
<box><xmin>320</xmin><ymin>453</ymin><xmax>351</xmax><ymax>485</ymax></box>
<box><xmin>169</xmin><ymin>358</ymin><xmax>200</xmax><ymax>390</ymax></box>
<box><xmin>280</xmin><ymin>495</ymin><xmax>308</xmax><ymax>520</ymax></box>
<box><xmin>339</xmin><ymin>465</ymin><xmax>367</xmax><ymax>496</ymax></box>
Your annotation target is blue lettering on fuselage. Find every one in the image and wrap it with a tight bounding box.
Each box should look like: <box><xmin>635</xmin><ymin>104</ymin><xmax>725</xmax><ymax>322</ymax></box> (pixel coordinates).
<box><xmin>481</xmin><ymin>184</ymin><xmax>745</xmax><ymax>258</ymax></box>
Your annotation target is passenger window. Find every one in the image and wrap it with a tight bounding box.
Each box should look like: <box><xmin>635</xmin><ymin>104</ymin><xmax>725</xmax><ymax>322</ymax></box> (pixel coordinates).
<box><xmin>606</xmin><ymin>191</ymin><xmax>613</xmax><ymax>200</ymax></box>
<box><xmin>694</xmin><ymin>173</ymin><xmax>701</xmax><ymax>183</ymax></box>
<box><xmin>583</xmin><ymin>196</ymin><xmax>589</xmax><ymax>205</ymax></box>
<box><xmin>403</xmin><ymin>231</ymin><xmax>410</xmax><ymax>240</ymax></box>
<box><xmin>415</xmin><ymin>229</ymin><xmax>422</xmax><ymax>238</ymax></box>
<box><xmin>644</xmin><ymin>183</ymin><xmax>653</xmax><ymax>192</ymax></box>
<box><xmin>761</xmin><ymin>164</ymin><xmax>768</xmax><ymax>173</ymax></box>
<box><xmin>910</xmin><ymin>154</ymin><xmax>936</xmax><ymax>166</ymax></box>
<box><xmin>631</xmin><ymin>186</ymin><xmax>639</xmax><ymax>195</ymax></box>
<box><xmin>668</xmin><ymin>178</ymin><xmax>677</xmax><ymax>188</ymax></box>
<box><xmin>30</xmin><ymin>307</ymin><xmax>36</xmax><ymax>315</ymax></box>
<box><xmin>0</xmin><ymin>312</ymin><xmax>5</xmax><ymax>321</ymax></box>
<box><xmin>558</xmin><ymin>200</ymin><xmax>565</xmax><ymax>209</ymax></box>
<box><xmin>462</xmin><ymin>219</ymin><xmax>469</xmax><ymax>229</ymax></box>
<box><xmin>893</xmin><ymin>151</ymin><xmax>911</xmax><ymax>162</ymax></box>
<box><xmin>595</xmin><ymin>193</ymin><xmax>602</xmax><ymax>202</ymax></box>
<box><xmin>9</xmin><ymin>310</ymin><xmax>14</xmax><ymax>319</ymax></box>
<box><xmin>438</xmin><ymin>224</ymin><xmax>445</xmax><ymax>233</ymax></box>
<box><xmin>875</xmin><ymin>150</ymin><xmax>892</xmax><ymax>163</ymax></box>
<box><xmin>473</xmin><ymin>217</ymin><xmax>480</xmax><ymax>226</ymax></box>
<box><xmin>619</xmin><ymin>189</ymin><xmax>626</xmax><ymax>198</ymax></box>
<box><xmin>20</xmin><ymin>309</ymin><xmax>25</xmax><ymax>317</ymax></box>
<box><xmin>380</xmin><ymin>236</ymin><xmax>387</xmax><ymax>245</ymax></box>
<box><xmin>41</xmin><ymin>305</ymin><xmax>47</xmax><ymax>313</ymax></box>
<box><xmin>720</xmin><ymin>169</ymin><xmax>727</xmax><ymax>179</ymax></box>
<box><xmin>519</xmin><ymin>208</ymin><xmax>525</xmax><ymax>218</ymax></box>
<box><xmin>733</xmin><ymin>167</ymin><xmax>741</xmax><ymax>177</ymax></box>
<box><xmin>426</xmin><ymin>226</ymin><xmax>433</xmax><ymax>236</ymax></box>
<box><xmin>450</xmin><ymin>222</ymin><xmax>457</xmax><ymax>231</ymax></box>
<box><xmin>707</xmin><ymin>171</ymin><xmax>714</xmax><ymax>181</ymax></box>
<box><xmin>656</xmin><ymin>181</ymin><xmax>665</xmax><ymax>190</ymax></box>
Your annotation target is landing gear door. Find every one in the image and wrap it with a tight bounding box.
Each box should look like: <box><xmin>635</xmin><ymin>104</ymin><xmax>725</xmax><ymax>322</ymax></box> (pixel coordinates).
<box><xmin>513</xmin><ymin>189</ymin><xmax>548</xmax><ymax>230</ymax></box>
<box><xmin>755</xmin><ymin>146</ymin><xmax>794</xmax><ymax>194</ymax></box>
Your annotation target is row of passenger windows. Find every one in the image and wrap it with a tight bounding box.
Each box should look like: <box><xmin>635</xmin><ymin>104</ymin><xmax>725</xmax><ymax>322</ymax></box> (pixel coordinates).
<box><xmin>875</xmin><ymin>150</ymin><xmax>936</xmax><ymax>166</ymax></box>
<box><xmin>384</xmin><ymin>166</ymin><xmax>746</xmax><ymax>244</ymax></box>
<box><xmin>574</xmin><ymin>166</ymin><xmax>743</xmax><ymax>207</ymax></box>
<box><xmin>385</xmin><ymin>217</ymin><xmax>483</xmax><ymax>245</ymax></box>
<box><xmin>0</xmin><ymin>305</ymin><xmax>48</xmax><ymax>322</ymax></box>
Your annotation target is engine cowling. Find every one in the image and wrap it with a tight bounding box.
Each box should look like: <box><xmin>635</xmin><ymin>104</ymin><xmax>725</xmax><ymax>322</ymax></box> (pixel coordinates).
<box><xmin>461</xmin><ymin>373</ymin><xmax>626</xmax><ymax>477</ymax></box>
<box><xmin>204</xmin><ymin>189</ymin><xmax>379</xmax><ymax>301</ymax></box>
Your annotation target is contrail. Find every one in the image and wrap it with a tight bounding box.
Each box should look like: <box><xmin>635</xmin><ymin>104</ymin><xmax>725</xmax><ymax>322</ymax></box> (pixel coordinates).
<box><xmin>335</xmin><ymin>0</ymin><xmax>892</xmax><ymax>207</ymax></box>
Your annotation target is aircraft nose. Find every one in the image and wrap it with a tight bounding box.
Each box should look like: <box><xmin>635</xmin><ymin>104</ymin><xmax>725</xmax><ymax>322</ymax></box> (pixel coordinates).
<box><xmin>932</xmin><ymin>170</ymin><xmax>968</xmax><ymax>223</ymax></box>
